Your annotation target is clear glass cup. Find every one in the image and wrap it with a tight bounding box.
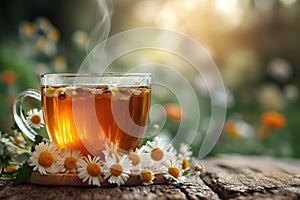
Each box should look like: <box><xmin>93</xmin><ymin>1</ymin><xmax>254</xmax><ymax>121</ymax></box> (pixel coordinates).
<box><xmin>13</xmin><ymin>73</ymin><xmax>151</xmax><ymax>156</ymax></box>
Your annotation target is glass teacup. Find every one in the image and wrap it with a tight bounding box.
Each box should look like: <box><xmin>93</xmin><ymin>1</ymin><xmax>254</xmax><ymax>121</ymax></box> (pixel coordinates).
<box><xmin>13</xmin><ymin>73</ymin><xmax>151</xmax><ymax>156</ymax></box>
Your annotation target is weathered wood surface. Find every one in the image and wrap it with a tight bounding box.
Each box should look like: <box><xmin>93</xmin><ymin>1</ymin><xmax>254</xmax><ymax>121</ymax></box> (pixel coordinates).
<box><xmin>1</xmin><ymin>155</ymin><xmax>300</xmax><ymax>200</ymax></box>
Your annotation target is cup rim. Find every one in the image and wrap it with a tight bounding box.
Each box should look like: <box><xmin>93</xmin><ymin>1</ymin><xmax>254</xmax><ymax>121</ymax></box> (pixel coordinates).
<box><xmin>40</xmin><ymin>72</ymin><xmax>152</xmax><ymax>78</ymax></box>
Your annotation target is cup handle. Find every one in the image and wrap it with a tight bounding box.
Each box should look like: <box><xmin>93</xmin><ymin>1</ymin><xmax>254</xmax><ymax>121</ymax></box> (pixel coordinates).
<box><xmin>13</xmin><ymin>89</ymin><xmax>43</xmax><ymax>142</ymax></box>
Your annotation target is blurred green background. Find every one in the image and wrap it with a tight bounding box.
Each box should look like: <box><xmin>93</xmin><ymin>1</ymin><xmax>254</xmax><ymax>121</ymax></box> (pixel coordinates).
<box><xmin>0</xmin><ymin>0</ymin><xmax>299</xmax><ymax>157</ymax></box>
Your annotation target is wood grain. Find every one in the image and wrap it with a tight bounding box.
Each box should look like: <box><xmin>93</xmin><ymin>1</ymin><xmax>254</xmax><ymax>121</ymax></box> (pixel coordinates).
<box><xmin>1</xmin><ymin>155</ymin><xmax>300</xmax><ymax>200</ymax></box>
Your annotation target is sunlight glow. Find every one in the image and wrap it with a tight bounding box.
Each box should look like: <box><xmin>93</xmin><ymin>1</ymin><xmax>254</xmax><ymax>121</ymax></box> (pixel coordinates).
<box><xmin>182</xmin><ymin>0</ymin><xmax>200</xmax><ymax>11</ymax></box>
<box><xmin>280</xmin><ymin>0</ymin><xmax>298</xmax><ymax>6</ymax></box>
<box><xmin>215</xmin><ymin>0</ymin><xmax>239</xmax><ymax>14</ymax></box>
<box><xmin>134</xmin><ymin>1</ymin><xmax>159</xmax><ymax>23</ymax></box>
<box><xmin>156</xmin><ymin>7</ymin><xmax>177</xmax><ymax>28</ymax></box>
<box><xmin>215</xmin><ymin>0</ymin><xmax>250</xmax><ymax>30</ymax></box>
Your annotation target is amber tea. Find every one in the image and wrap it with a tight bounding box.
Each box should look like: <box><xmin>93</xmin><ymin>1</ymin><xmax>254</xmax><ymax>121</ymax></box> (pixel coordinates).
<box><xmin>13</xmin><ymin>73</ymin><xmax>151</xmax><ymax>157</ymax></box>
<box><xmin>42</xmin><ymin>85</ymin><xmax>150</xmax><ymax>156</ymax></box>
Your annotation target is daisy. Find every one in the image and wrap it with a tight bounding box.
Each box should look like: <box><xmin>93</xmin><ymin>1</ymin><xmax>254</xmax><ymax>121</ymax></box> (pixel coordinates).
<box><xmin>43</xmin><ymin>87</ymin><xmax>56</xmax><ymax>97</ymax></box>
<box><xmin>178</xmin><ymin>143</ymin><xmax>192</xmax><ymax>170</ymax></box>
<box><xmin>193</xmin><ymin>163</ymin><xmax>205</xmax><ymax>176</ymax></box>
<box><xmin>58</xmin><ymin>147</ymin><xmax>82</xmax><ymax>173</ymax></box>
<box><xmin>162</xmin><ymin>159</ymin><xmax>186</xmax><ymax>183</ymax></box>
<box><xmin>1</xmin><ymin>137</ymin><xmax>16</xmax><ymax>153</ymax></box>
<box><xmin>65</xmin><ymin>87</ymin><xmax>78</xmax><ymax>97</ymax></box>
<box><xmin>131</xmin><ymin>88</ymin><xmax>142</xmax><ymax>96</ymax></box>
<box><xmin>109</xmin><ymin>86</ymin><xmax>131</xmax><ymax>100</ymax></box>
<box><xmin>190</xmin><ymin>158</ymin><xmax>205</xmax><ymax>176</ymax></box>
<box><xmin>139</xmin><ymin>168</ymin><xmax>155</xmax><ymax>185</ymax></box>
<box><xmin>5</xmin><ymin>165</ymin><xmax>18</xmax><ymax>173</ymax></box>
<box><xmin>2</xmin><ymin>133</ymin><xmax>27</xmax><ymax>155</ymax></box>
<box><xmin>143</xmin><ymin>137</ymin><xmax>177</xmax><ymax>169</ymax></box>
<box><xmin>29</xmin><ymin>142</ymin><xmax>61</xmax><ymax>174</ymax></box>
<box><xmin>26</xmin><ymin>108</ymin><xmax>44</xmax><ymax>129</ymax></box>
<box><xmin>12</xmin><ymin>130</ymin><xmax>25</xmax><ymax>146</ymax></box>
<box><xmin>128</xmin><ymin>148</ymin><xmax>148</xmax><ymax>171</ymax></box>
<box><xmin>77</xmin><ymin>155</ymin><xmax>103</xmax><ymax>187</ymax></box>
<box><xmin>179</xmin><ymin>143</ymin><xmax>192</xmax><ymax>158</ymax></box>
<box><xmin>54</xmin><ymin>87</ymin><xmax>67</xmax><ymax>97</ymax></box>
<box><xmin>90</xmin><ymin>88</ymin><xmax>103</xmax><ymax>95</ymax></box>
<box><xmin>72</xmin><ymin>30</ymin><xmax>89</xmax><ymax>48</ymax></box>
<box><xmin>103</xmin><ymin>142</ymin><xmax>120</xmax><ymax>162</ymax></box>
<box><xmin>103</xmin><ymin>154</ymin><xmax>132</xmax><ymax>186</ymax></box>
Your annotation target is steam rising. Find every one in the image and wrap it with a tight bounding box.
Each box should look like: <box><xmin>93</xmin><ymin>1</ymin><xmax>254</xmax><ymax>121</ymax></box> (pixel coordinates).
<box><xmin>76</xmin><ymin>1</ymin><xmax>227</xmax><ymax>158</ymax></box>
<box><xmin>86</xmin><ymin>0</ymin><xmax>113</xmax><ymax>55</ymax></box>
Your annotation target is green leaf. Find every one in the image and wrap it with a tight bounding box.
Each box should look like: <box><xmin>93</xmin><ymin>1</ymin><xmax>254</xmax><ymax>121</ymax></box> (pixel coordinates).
<box><xmin>1</xmin><ymin>169</ymin><xmax>20</xmax><ymax>179</ymax></box>
<box><xmin>13</xmin><ymin>152</ymin><xmax>30</xmax><ymax>163</ymax></box>
<box><xmin>13</xmin><ymin>162</ymin><xmax>33</xmax><ymax>186</ymax></box>
<box><xmin>183</xmin><ymin>169</ymin><xmax>191</xmax><ymax>176</ymax></box>
<box><xmin>34</xmin><ymin>135</ymin><xmax>44</xmax><ymax>145</ymax></box>
<box><xmin>31</xmin><ymin>135</ymin><xmax>45</xmax><ymax>152</ymax></box>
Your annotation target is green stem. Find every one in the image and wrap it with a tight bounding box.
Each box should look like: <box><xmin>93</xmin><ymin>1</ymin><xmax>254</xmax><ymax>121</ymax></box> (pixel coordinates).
<box><xmin>7</xmin><ymin>138</ymin><xmax>30</xmax><ymax>152</ymax></box>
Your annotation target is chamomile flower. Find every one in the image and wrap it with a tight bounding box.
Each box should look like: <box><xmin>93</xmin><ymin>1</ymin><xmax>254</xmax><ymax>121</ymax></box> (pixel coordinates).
<box><xmin>29</xmin><ymin>142</ymin><xmax>61</xmax><ymax>174</ymax></box>
<box><xmin>190</xmin><ymin>158</ymin><xmax>205</xmax><ymax>176</ymax></box>
<box><xmin>128</xmin><ymin>148</ymin><xmax>148</xmax><ymax>171</ymax></box>
<box><xmin>11</xmin><ymin>130</ymin><xmax>25</xmax><ymax>145</ymax></box>
<box><xmin>139</xmin><ymin>169</ymin><xmax>155</xmax><ymax>185</ymax></box>
<box><xmin>162</xmin><ymin>159</ymin><xmax>186</xmax><ymax>183</ymax></box>
<box><xmin>72</xmin><ymin>30</ymin><xmax>89</xmax><ymax>49</ymax></box>
<box><xmin>131</xmin><ymin>89</ymin><xmax>142</xmax><ymax>96</ymax></box>
<box><xmin>193</xmin><ymin>163</ymin><xmax>205</xmax><ymax>176</ymax></box>
<box><xmin>5</xmin><ymin>165</ymin><xmax>18</xmax><ymax>173</ymax></box>
<box><xmin>58</xmin><ymin>147</ymin><xmax>82</xmax><ymax>173</ymax></box>
<box><xmin>178</xmin><ymin>143</ymin><xmax>192</xmax><ymax>170</ymax></box>
<box><xmin>1</xmin><ymin>133</ymin><xmax>27</xmax><ymax>155</ymax></box>
<box><xmin>90</xmin><ymin>88</ymin><xmax>103</xmax><ymax>95</ymax></box>
<box><xmin>109</xmin><ymin>86</ymin><xmax>131</xmax><ymax>100</ymax></box>
<box><xmin>103</xmin><ymin>154</ymin><xmax>132</xmax><ymax>186</ymax></box>
<box><xmin>179</xmin><ymin>143</ymin><xmax>192</xmax><ymax>158</ymax></box>
<box><xmin>77</xmin><ymin>155</ymin><xmax>103</xmax><ymax>187</ymax></box>
<box><xmin>143</xmin><ymin>137</ymin><xmax>176</xmax><ymax>169</ymax></box>
<box><xmin>103</xmin><ymin>142</ymin><xmax>120</xmax><ymax>162</ymax></box>
<box><xmin>26</xmin><ymin>108</ymin><xmax>44</xmax><ymax>129</ymax></box>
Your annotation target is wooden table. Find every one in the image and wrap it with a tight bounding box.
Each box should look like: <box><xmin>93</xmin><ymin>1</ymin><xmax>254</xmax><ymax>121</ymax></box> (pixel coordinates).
<box><xmin>1</xmin><ymin>155</ymin><xmax>300</xmax><ymax>200</ymax></box>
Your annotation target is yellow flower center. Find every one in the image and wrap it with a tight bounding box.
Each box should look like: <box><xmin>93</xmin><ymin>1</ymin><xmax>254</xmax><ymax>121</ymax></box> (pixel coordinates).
<box><xmin>86</xmin><ymin>162</ymin><xmax>101</xmax><ymax>177</ymax></box>
<box><xmin>194</xmin><ymin>164</ymin><xmax>203</xmax><ymax>172</ymax></box>
<box><xmin>168</xmin><ymin>166</ymin><xmax>180</xmax><ymax>179</ymax></box>
<box><xmin>109</xmin><ymin>150</ymin><xmax>120</xmax><ymax>163</ymax></box>
<box><xmin>47</xmin><ymin>28</ymin><xmax>60</xmax><ymax>41</ymax></box>
<box><xmin>14</xmin><ymin>136</ymin><xmax>22</xmax><ymax>144</ymax></box>
<box><xmin>129</xmin><ymin>153</ymin><xmax>141</xmax><ymax>166</ymax></box>
<box><xmin>6</xmin><ymin>165</ymin><xmax>16</xmax><ymax>173</ymax></box>
<box><xmin>151</xmin><ymin>148</ymin><xmax>164</xmax><ymax>161</ymax></box>
<box><xmin>64</xmin><ymin>156</ymin><xmax>77</xmax><ymax>170</ymax></box>
<box><xmin>31</xmin><ymin>114</ymin><xmax>41</xmax><ymax>124</ymax></box>
<box><xmin>182</xmin><ymin>158</ymin><xmax>189</xmax><ymax>169</ymax></box>
<box><xmin>38</xmin><ymin>152</ymin><xmax>54</xmax><ymax>167</ymax></box>
<box><xmin>141</xmin><ymin>169</ymin><xmax>153</xmax><ymax>182</ymax></box>
<box><xmin>110</xmin><ymin>163</ymin><xmax>123</xmax><ymax>177</ymax></box>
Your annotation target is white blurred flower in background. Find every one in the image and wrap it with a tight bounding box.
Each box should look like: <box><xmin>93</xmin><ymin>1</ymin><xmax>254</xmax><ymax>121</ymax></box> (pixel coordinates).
<box><xmin>224</xmin><ymin>118</ymin><xmax>255</xmax><ymax>139</ymax></box>
<box><xmin>256</xmin><ymin>84</ymin><xmax>285</xmax><ymax>110</ymax></box>
<box><xmin>267</xmin><ymin>58</ymin><xmax>293</xmax><ymax>82</ymax></box>
<box><xmin>72</xmin><ymin>30</ymin><xmax>89</xmax><ymax>49</ymax></box>
<box><xmin>283</xmin><ymin>84</ymin><xmax>299</xmax><ymax>101</ymax></box>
